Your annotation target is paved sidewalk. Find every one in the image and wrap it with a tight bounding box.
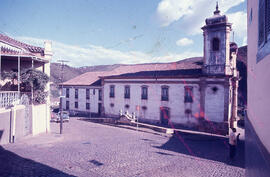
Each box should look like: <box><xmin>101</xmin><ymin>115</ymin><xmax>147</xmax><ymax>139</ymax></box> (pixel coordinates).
<box><xmin>1</xmin><ymin>118</ymin><xmax>245</xmax><ymax>177</ymax></box>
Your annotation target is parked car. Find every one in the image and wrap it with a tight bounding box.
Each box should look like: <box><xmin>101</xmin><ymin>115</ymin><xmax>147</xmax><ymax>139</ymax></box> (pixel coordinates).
<box><xmin>51</xmin><ymin>111</ymin><xmax>70</xmax><ymax>123</ymax></box>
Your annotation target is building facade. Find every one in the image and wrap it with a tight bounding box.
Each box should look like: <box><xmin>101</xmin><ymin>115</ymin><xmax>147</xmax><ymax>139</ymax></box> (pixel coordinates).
<box><xmin>246</xmin><ymin>0</ymin><xmax>270</xmax><ymax>176</ymax></box>
<box><xmin>0</xmin><ymin>33</ymin><xmax>52</xmax><ymax>144</ymax></box>
<box><xmin>61</xmin><ymin>5</ymin><xmax>238</xmax><ymax>135</ymax></box>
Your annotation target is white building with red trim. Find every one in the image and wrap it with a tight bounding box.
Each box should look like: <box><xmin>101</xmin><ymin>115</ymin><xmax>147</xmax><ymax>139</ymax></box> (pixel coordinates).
<box><xmin>61</xmin><ymin>6</ymin><xmax>239</xmax><ymax>135</ymax></box>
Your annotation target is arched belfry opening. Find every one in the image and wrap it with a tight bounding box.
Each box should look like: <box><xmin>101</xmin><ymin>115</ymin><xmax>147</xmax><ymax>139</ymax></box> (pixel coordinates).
<box><xmin>212</xmin><ymin>38</ymin><xmax>220</xmax><ymax>51</ymax></box>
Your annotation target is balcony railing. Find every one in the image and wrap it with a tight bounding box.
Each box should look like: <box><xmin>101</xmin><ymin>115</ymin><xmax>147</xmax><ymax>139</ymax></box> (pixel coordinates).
<box><xmin>0</xmin><ymin>91</ymin><xmax>20</xmax><ymax>108</ymax></box>
<box><xmin>204</xmin><ymin>64</ymin><xmax>225</xmax><ymax>74</ymax></box>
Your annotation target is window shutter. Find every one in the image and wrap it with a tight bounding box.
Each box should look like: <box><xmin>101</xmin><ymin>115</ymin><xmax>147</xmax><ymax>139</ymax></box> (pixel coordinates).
<box><xmin>259</xmin><ymin>0</ymin><xmax>265</xmax><ymax>46</ymax></box>
<box><xmin>266</xmin><ymin>0</ymin><xmax>270</xmax><ymax>39</ymax></box>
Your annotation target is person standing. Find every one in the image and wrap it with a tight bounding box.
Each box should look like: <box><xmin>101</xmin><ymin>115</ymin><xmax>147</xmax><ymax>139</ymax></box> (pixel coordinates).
<box><xmin>229</xmin><ymin>128</ymin><xmax>237</xmax><ymax>159</ymax></box>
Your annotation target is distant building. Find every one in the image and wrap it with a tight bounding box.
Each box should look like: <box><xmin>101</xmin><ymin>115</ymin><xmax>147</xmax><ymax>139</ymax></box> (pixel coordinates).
<box><xmin>61</xmin><ymin>5</ymin><xmax>239</xmax><ymax>135</ymax></box>
<box><xmin>246</xmin><ymin>0</ymin><xmax>270</xmax><ymax>176</ymax></box>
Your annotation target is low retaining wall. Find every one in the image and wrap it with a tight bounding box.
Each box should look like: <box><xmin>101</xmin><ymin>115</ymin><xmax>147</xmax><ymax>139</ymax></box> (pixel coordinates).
<box><xmin>0</xmin><ymin>105</ymin><xmax>26</xmax><ymax>144</ymax></box>
<box><xmin>0</xmin><ymin>103</ymin><xmax>50</xmax><ymax>144</ymax></box>
<box><xmin>31</xmin><ymin>104</ymin><xmax>50</xmax><ymax>135</ymax></box>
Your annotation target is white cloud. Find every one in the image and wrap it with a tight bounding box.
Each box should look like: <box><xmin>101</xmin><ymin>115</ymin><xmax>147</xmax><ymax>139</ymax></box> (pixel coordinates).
<box><xmin>16</xmin><ymin>36</ymin><xmax>202</xmax><ymax>67</ymax></box>
<box><xmin>156</xmin><ymin>0</ymin><xmax>245</xmax><ymax>33</ymax></box>
<box><xmin>176</xmin><ymin>37</ymin><xmax>193</xmax><ymax>46</ymax></box>
<box><xmin>227</xmin><ymin>11</ymin><xmax>247</xmax><ymax>44</ymax></box>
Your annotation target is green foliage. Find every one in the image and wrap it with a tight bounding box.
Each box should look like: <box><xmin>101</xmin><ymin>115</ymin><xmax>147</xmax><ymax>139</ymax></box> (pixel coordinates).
<box><xmin>2</xmin><ymin>69</ymin><xmax>49</xmax><ymax>104</ymax></box>
<box><xmin>21</xmin><ymin>69</ymin><xmax>49</xmax><ymax>91</ymax></box>
<box><xmin>21</xmin><ymin>69</ymin><xmax>49</xmax><ymax>104</ymax></box>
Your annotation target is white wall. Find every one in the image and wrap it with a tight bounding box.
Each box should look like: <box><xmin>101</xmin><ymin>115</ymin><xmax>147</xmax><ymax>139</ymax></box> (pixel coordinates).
<box><xmin>204</xmin><ymin>84</ymin><xmax>225</xmax><ymax>122</ymax></box>
<box><xmin>62</xmin><ymin>86</ymin><xmax>100</xmax><ymax>114</ymax></box>
<box><xmin>103</xmin><ymin>79</ymin><xmax>202</xmax><ymax>125</ymax></box>
<box><xmin>32</xmin><ymin>104</ymin><xmax>48</xmax><ymax>135</ymax></box>
<box><xmin>248</xmin><ymin>0</ymin><xmax>270</xmax><ymax>152</ymax></box>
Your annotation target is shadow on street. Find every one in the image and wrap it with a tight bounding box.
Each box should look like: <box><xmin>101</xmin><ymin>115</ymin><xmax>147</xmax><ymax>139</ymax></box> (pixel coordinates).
<box><xmin>153</xmin><ymin>134</ymin><xmax>245</xmax><ymax>168</ymax></box>
<box><xmin>0</xmin><ymin>129</ymin><xmax>74</xmax><ymax>177</ymax></box>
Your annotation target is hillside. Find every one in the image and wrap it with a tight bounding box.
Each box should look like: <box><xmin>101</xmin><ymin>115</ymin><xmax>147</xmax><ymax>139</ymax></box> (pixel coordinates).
<box><xmin>50</xmin><ymin>45</ymin><xmax>247</xmax><ymax>102</ymax></box>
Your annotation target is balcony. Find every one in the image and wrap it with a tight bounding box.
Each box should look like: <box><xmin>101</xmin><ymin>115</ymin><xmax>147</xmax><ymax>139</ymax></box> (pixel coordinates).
<box><xmin>0</xmin><ymin>91</ymin><xmax>20</xmax><ymax>108</ymax></box>
<box><xmin>109</xmin><ymin>93</ymin><xmax>115</xmax><ymax>98</ymax></box>
<box><xmin>141</xmin><ymin>95</ymin><xmax>148</xmax><ymax>100</ymax></box>
<box><xmin>161</xmin><ymin>96</ymin><xmax>168</xmax><ymax>101</ymax></box>
<box><xmin>124</xmin><ymin>94</ymin><xmax>130</xmax><ymax>99</ymax></box>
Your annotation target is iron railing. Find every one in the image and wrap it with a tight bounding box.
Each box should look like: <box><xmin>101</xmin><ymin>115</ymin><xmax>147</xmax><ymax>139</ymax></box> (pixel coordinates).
<box><xmin>0</xmin><ymin>91</ymin><xmax>20</xmax><ymax>108</ymax></box>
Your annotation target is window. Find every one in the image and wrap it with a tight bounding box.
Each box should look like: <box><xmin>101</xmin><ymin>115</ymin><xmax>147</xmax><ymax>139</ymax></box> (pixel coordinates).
<box><xmin>75</xmin><ymin>101</ymin><xmax>78</xmax><ymax>108</ymax></box>
<box><xmin>124</xmin><ymin>86</ymin><xmax>130</xmax><ymax>99</ymax></box>
<box><xmin>66</xmin><ymin>101</ymin><xmax>69</xmax><ymax>110</ymax></box>
<box><xmin>184</xmin><ymin>86</ymin><xmax>193</xmax><ymax>103</ymax></box>
<box><xmin>93</xmin><ymin>89</ymin><xmax>95</xmax><ymax>95</ymax></box>
<box><xmin>110</xmin><ymin>85</ymin><xmax>115</xmax><ymax>98</ymax></box>
<box><xmin>75</xmin><ymin>89</ymin><xmax>78</xmax><ymax>99</ymax></box>
<box><xmin>99</xmin><ymin>89</ymin><xmax>102</xmax><ymax>101</ymax></box>
<box><xmin>86</xmin><ymin>103</ymin><xmax>90</xmax><ymax>110</ymax></box>
<box><xmin>212</xmin><ymin>38</ymin><xmax>220</xmax><ymax>51</ymax></box>
<box><xmin>257</xmin><ymin>0</ymin><xmax>270</xmax><ymax>62</ymax></box>
<box><xmin>161</xmin><ymin>86</ymin><xmax>169</xmax><ymax>101</ymax></box>
<box><xmin>66</xmin><ymin>88</ymin><xmax>69</xmax><ymax>98</ymax></box>
<box><xmin>141</xmin><ymin>86</ymin><xmax>148</xmax><ymax>100</ymax></box>
<box><xmin>86</xmin><ymin>89</ymin><xmax>90</xmax><ymax>100</ymax></box>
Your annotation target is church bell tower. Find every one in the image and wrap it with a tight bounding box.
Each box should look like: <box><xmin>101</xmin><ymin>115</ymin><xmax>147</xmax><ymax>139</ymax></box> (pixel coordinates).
<box><xmin>202</xmin><ymin>3</ymin><xmax>233</xmax><ymax>75</ymax></box>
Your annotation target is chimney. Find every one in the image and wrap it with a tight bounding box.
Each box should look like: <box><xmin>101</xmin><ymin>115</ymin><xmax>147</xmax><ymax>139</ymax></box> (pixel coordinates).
<box><xmin>44</xmin><ymin>40</ymin><xmax>52</xmax><ymax>60</ymax></box>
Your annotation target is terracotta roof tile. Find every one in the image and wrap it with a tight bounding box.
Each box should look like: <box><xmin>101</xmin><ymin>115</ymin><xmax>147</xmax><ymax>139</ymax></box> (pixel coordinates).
<box><xmin>0</xmin><ymin>33</ymin><xmax>44</xmax><ymax>56</ymax></box>
<box><xmin>61</xmin><ymin>57</ymin><xmax>203</xmax><ymax>86</ymax></box>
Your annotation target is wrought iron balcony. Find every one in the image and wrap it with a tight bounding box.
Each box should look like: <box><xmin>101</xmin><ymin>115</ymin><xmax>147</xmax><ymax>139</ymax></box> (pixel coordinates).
<box><xmin>0</xmin><ymin>91</ymin><xmax>20</xmax><ymax>108</ymax></box>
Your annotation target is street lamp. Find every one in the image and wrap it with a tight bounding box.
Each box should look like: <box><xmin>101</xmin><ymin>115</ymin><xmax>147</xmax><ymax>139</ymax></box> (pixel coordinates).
<box><xmin>57</xmin><ymin>60</ymin><xmax>69</xmax><ymax>134</ymax></box>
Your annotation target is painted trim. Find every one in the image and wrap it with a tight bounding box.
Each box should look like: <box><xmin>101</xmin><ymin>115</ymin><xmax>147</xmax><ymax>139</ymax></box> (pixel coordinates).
<box><xmin>104</xmin><ymin>80</ymin><xmax>226</xmax><ymax>85</ymax></box>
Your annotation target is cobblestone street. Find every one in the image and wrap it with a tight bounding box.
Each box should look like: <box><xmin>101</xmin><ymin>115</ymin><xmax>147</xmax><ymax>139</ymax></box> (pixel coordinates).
<box><xmin>0</xmin><ymin>119</ymin><xmax>245</xmax><ymax>177</ymax></box>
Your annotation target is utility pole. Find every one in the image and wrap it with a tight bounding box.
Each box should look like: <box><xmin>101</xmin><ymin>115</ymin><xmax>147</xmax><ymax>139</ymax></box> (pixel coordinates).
<box><xmin>57</xmin><ymin>60</ymin><xmax>69</xmax><ymax>134</ymax></box>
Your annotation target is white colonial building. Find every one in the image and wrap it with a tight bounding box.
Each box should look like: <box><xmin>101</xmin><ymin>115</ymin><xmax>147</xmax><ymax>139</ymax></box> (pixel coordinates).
<box><xmin>61</xmin><ymin>5</ymin><xmax>239</xmax><ymax>135</ymax></box>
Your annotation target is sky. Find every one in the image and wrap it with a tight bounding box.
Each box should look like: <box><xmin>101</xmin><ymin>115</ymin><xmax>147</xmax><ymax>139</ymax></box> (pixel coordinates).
<box><xmin>0</xmin><ymin>0</ymin><xmax>247</xmax><ymax>67</ymax></box>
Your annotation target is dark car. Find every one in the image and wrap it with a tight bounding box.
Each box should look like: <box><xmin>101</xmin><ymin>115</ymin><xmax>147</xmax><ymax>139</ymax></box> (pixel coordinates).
<box><xmin>51</xmin><ymin>111</ymin><xmax>70</xmax><ymax>123</ymax></box>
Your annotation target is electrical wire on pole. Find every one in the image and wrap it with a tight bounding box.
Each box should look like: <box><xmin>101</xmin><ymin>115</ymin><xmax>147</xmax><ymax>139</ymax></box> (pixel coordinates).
<box><xmin>57</xmin><ymin>60</ymin><xmax>69</xmax><ymax>134</ymax></box>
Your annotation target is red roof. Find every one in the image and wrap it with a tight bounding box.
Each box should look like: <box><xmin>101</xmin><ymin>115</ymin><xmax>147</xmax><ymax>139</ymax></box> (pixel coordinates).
<box><xmin>61</xmin><ymin>57</ymin><xmax>203</xmax><ymax>86</ymax></box>
<box><xmin>0</xmin><ymin>33</ymin><xmax>44</xmax><ymax>57</ymax></box>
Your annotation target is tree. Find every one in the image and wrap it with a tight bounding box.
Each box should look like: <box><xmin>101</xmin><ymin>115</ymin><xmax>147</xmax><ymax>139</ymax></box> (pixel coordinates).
<box><xmin>2</xmin><ymin>68</ymin><xmax>49</xmax><ymax>104</ymax></box>
<box><xmin>20</xmin><ymin>69</ymin><xmax>49</xmax><ymax>104</ymax></box>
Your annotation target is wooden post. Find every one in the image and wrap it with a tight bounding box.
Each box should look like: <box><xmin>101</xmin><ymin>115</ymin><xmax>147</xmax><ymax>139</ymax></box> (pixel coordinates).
<box><xmin>18</xmin><ymin>56</ymin><xmax>20</xmax><ymax>97</ymax></box>
<box><xmin>31</xmin><ymin>58</ymin><xmax>34</xmax><ymax>102</ymax></box>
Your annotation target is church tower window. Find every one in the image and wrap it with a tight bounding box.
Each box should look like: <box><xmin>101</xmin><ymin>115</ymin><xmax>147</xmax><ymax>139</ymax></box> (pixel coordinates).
<box><xmin>212</xmin><ymin>38</ymin><xmax>220</xmax><ymax>51</ymax></box>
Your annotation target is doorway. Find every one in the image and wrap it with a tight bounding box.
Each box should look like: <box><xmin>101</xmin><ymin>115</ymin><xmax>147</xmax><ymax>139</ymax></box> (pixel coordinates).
<box><xmin>98</xmin><ymin>103</ymin><xmax>102</xmax><ymax>116</ymax></box>
<box><xmin>160</xmin><ymin>107</ymin><xmax>170</xmax><ymax>126</ymax></box>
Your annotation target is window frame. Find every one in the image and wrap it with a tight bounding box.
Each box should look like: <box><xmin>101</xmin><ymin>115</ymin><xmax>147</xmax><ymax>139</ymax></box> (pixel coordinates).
<box><xmin>75</xmin><ymin>88</ymin><xmax>78</xmax><ymax>99</ymax></box>
<box><xmin>66</xmin><ymin>101</ymin><xmax>69</xmax><ymax>110</ymax></box>
<box><xmin>66</xmin><ymin>88</ymin><xmax>69</xmax><ymax>98</ymax></box>
<box><xmin>98</xmin><ymin>89</ymin><xmax>102</xmax><ymax>101</ymax></box>
<box><xmin>86</xmin><ymin>103</ymin><xmax>90</xmax><ymax>110</ymax></box>
<box><xmin>86</xmin><ymin>88</ymin><xmax>90</xmax><ymax>100</ymax></box>
<box><xmin>124</xmin><ymin>85</ymin><xmax>130</xmax><ymax>99</ymax></box>
<box><xmin>184</xmin><ymin>86</ymin><xmax>193</xmax><ymax>103</ymax></box>
<box><xmin>75</xmin><ymin>101</ymin><xmax>78</xmax><ymax>109</ymax></box>
<box><xmin>161</xmin><ymin>86</ymin><xmax>169</xmax><ymax>101</ymax></box>
<box><xmin>212</xmin><ymin>37</ymin><xmax>220</xmax><ymax>51</ymax></box>
<box><xmin>109</xmin><ymin>85</ymin><xmax>115</xmax><ymax>98</ymax></box>
<box><xmin>141</xmin><ymin>86</ymin><xmax>148</xmax><ymax>100</ymax></box>
<box><xmin>257</xmin><ymin>0</ymin><xmax>270</xmax><ymax>62</ymax></box>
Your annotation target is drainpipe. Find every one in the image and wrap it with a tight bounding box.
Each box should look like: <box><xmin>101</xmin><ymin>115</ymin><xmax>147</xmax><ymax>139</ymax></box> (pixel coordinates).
<box><xmin>230</xmin><ymin>76</ymin><xmax>239</xmax><ymax>128</ymax></box>
<box><xmin>10</xmin><ymin>106</ymin><xmax>16</xmax><ymax>143</ymax></box>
